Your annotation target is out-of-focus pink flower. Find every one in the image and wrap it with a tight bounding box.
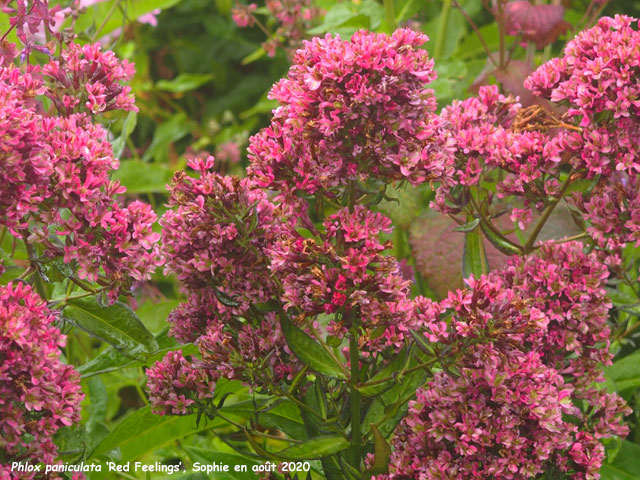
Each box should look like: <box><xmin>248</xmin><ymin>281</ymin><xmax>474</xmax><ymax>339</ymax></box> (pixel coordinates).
<box><xmin>504</xmin><ymin>0</ymin><xmax>570</xmax><ymax>48</ymax></box>
<box><xmin>231</xmin><ymin>3</ymin><xmax>257</xmax><ymax>28</ymax></box>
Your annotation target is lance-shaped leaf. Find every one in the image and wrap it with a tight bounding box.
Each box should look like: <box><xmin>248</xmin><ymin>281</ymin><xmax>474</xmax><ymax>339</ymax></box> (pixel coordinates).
<box><xmin>462</xmin><ymin>229</ymin><xmax>488</xmax><ymax>278</ymax></box>
<box><xmin>64</xmin><ymin>298</ymin><xmax>158</xmax><ymax>360</ymax></box>
<box><xmin>280</xmin><ymin>315</ymin><xmax>348</xmax><ymax>380</ymax></box>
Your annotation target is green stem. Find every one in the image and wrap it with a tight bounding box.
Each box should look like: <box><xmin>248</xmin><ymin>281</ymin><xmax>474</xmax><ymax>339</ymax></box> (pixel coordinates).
<box><xmin>452</xmin><ymin>0</ymin><xmax>497</xmax><ymax>66</ymax></box>
<box><xmin>22</xmin><ymin>238</ymin><xmax>47</xmax><ymax>300</ymax></box>
<box><xmin>357</xmin><ymin>358</ymin><xmax>437</xmax><ymax>389</ymax></box>
<box><xmin>307</xmin><ymin>323</ymin><xmax>351</xmax><ymax>379</ymax></box>
<box><xmin>92</xmin><ymin>0</ymin><xmax>121</xmax><ymax>41</ymax></box>
<box><xmin>468</xmin><ymin>195</ymin><xmax>522</xmax><ymax>252</ymax></box>
<box><xmin>523</xmin><ymin>174</ymin><xmax>573</xmax><ymax>253</ymax></box>
<box><xmin>497</xmin><ymin>0</ymin><xmax>506</xmax><ymax>68</ymax></box>
<box><xmin>433</xmin><ymin>0</ymin><xmax>452</xmax><ymax>60</ymax></box>
<box><xmin>395</xmin><ymin>227</ymin><xmax>405</xmax><ymax>259</ymax></box>
<box><xmin>383</xmin><ymin>0</ymin><xmax>396</xmax><ymax>30</ymax></box>
<box><xmin>349</xmin><ymin>334</ymin><xmax>361</xmax><ymax>469</ymax></box>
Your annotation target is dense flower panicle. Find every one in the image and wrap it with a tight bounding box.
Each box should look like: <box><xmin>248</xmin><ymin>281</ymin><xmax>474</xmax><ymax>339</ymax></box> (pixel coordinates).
<box><xmin>524</xmin><ymin>15</ymin><xmax>640</xmax><ymax>177</ymax></box>
<box><xmin>0</xmin><ymin>283</ymin><xmax>83</xmax><ymax>477</ymax></box>
<box><xmin>382</xmin><ymin>351</ymin><xmax>577</xmax><ymax>479</ymax></box>
<box><xmin>0</xmin><ymin>65</ymin><xmax>161</xmax><ymax>298</ymax></box>
<box><xmin>384</xmin><ymin>244</ymin><xmax>630</xmax><ymax>480</ymax></box>
<box><xmin>161</xmin><ymin>156</ymin><xmax>285</xmax><ymax>313</ymax></box>
<box><xmin>165</xmin><ymin>293</ymin><xmax>226</xmax><ymax>344</ymax></box>
<box><xmin>43</xmin><ymin>42</ymin><xmax>137</xmax><ymax>115</ymax></box>
<box><xmin>570</xmin><ymin>173</ymin><xmax>640</xmax><ymax>251</ymax></box>
<box><xmin>248</xmin><ymin>28</ymin><xmax>451</xmax><ymax>197</ymax></box>
<box><xmin>434</xmin><ymin>85</ymin><xmax>562</xmax><ymax>228</ymax></box>
<box><xmin>495</xmin><ymin>241</ymin><xmax>613</xmax><ymax>390</ymax></box>
<box><xmin>197</xmin><ymin>311</ymin><xmax>299</xmax><ymax>387</ymax></box>
<box><xmin>146</xmin><ymin>351</ymin><xmax>216</xmax><ymax>416</ymax></box>
<box><xmin>270</xmin><ymin>206</ymin><xmax>415</xmax><ymax>354</ymax></box>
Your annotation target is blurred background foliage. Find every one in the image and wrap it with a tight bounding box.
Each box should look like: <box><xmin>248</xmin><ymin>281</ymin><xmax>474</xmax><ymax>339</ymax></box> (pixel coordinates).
<box><xmin>4</xmin><ymin>0</ymin><xmax>637</xmax><ymax>477</ymax></box>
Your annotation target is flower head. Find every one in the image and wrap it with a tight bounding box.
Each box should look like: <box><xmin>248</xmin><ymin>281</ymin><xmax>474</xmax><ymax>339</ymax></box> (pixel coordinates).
<box><xmin>248</xmin><ymin>29</ymin><xmax>450</xmax><ymax>197</ymax></box>
<box><xmin>0</xmin><ymin>283</ymin><xmax>83</xmax><ymax>476</ymax></box>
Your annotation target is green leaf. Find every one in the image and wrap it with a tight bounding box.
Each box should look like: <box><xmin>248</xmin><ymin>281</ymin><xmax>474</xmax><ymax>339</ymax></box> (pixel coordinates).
<box><xmin>156</xmin><ymin>73</ymin><xmax>214</xmax><ymax>93</ymax></box>
<box><xmin>142</xmin><ymin>113</ymin><xmax>193</xmax><ymax>163</ymax></box>
<box><xmin>241</xmin><ymin>47</ymin><xmax>266</xmax><ymax>65</ymax></box>
<box><xmin>462</xmin><ymin>229</ymin><xmax>488</xmax><ymax>278</ymax></box>
<box><xmin>112</xmin><ymin>111</ymin><xmax>138</xmax><ymax>158</ymax></box>
<box><xmin>221</xmin><ymin>399</ymin><xmax>306</xmax><ymax>439</ymax></box>
<box><xmin>454</xmin><ymin>218</ymin><xmax>480</xmax><ymax>233</ymax></box>
<box><xmin>275</xmin><ymin>435</ymin><xmax>350</xmax><ymax>460</ymax></box>
<box><xmin>184</xmin><ymin>445</ymin><xmax>260</xmax><ymax>479</ymax></box>
<box><xmin>363</xmin><ymin>424</ymin><xmax>390</xmax><ymax>476</ymax></box>
<box><xmin>601</xmin><ymin>440</ymin><xmax>640</xmax><ymax>480</ymax></box>
<box><xmin>77</xmin><ymin>329</ymin><xmax>196</xmax><ymax>377</ymax></box>
<box><xmin>357</xmin><ymin>348</ymin><xmax>408</xmax><ymax>397</ymax></box>
<box><xmin>64</xmin><ymin>298</ymin><xmax>158</xmax><ymax>360</ymax></box>
<box><xmin>280</xmin><ymin>315</ymin><xmax>347</xmax><ymax>380</ymax></box>
<box><xmin>479</xmin><ymin>220</ymin><xmax>522</xmax><ymax>255</ymax></box>
<box><xmin>605</xmin><ymin>352</ymin><xmax>640</xmax><ymax>392</ymax></box>
<box><xmin>112</xmin><ymin>160</ymin><xmax>173</xmax><ymax>194</ymax></box>
<box><xmin>85</xmin><ymin>377</ymin><xmax>108</xmax><ymax>433</ymax></box>
<box><xmin>92</xmin><ymin>406</ymin><xmax>226</xmax><ymax>461</ymax></box>
<box><xmin>72</xmin><ymin>0</ymin><xmax>182</xmax><ymax>38</ymax></box>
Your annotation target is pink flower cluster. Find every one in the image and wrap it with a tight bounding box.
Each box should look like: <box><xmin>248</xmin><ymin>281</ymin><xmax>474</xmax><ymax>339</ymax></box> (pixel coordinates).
<box><xmin>573</xmin><ymin>172</ymin><xmax>640</xmax><ymax>250</ymax></box>
<box><xmin>382</xmin><ymin>242</ymin><xmax>629</xmax><ymax>479</ymax></box>
<box><xmin>161</xmin><ymin>155</ymin><xmax>284</xmax><ymax>312</ymax></box>
<box><xmin>1</xmin><ymin>0</ymin><xmax>61</xmax><ymax>62</ymax></box>
<box><xmin>148</xmin><ymin>155</ymin><xmax>301</xmax><ymax>411</ymax></box>
<box><xmin>43</xmin><ymin>42</ymin><xmax>137</xmax><ymax>115</ymax></box>
<box><xmin>0</xmin><ymin>63</ymin><xmax>161</xmax><ymax>299</ymax></box>
<box><xmin>247</xmin><ymin>29</ymin><xmax>449</xmax><ymax>199</ymax></box>
<box><xmin>0</xmin><ymin>283</ymin><xmax>83</xmax><ymax>477</ymax></box>
<box><xmin>434</xmin><ymin>85</ymin><xmax>563</xmax><ymax>230</ymax></box>
<box><xmin>525</xmin><ymin>15</ymin><xmax>640</xmax><ymax>177</ymax></box>
<box><xmin>232</xmin><ymin>1</ymin><xmax>322</xmax><ymax>56</ymax></box>
<box><xmin>146</xmin><ymin>351</ymin><xmax>216</xmax><ymax>415</ymax></box>
<box><xmin>270</xmin><ymin>206</ymin><xmax>415</xmax><ymax>354</ymax></box>
<box><xmin>524</xmin><ymin>15</ymin><xmax>640</xmax><ymax>249</ymax></box>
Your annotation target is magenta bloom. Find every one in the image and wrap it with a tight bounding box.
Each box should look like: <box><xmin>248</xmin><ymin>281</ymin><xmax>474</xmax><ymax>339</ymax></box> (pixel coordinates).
<box><xmin>270</xmin><ymin>206</ymin><xmax>415</xmax><ymax>354</ymax></box>
<box><xmin>525</xmin><ymin>15</ymin><xmax>640</xmax><ymax>177</ymax></box>
<box><xmin>161</xmin><ymin>155</ymin><xmax>285</xmax><ymax>313</ymax></box>
<box><xmin>384</xmin><ymin>243</ymin><xmax>629</xmax><ymax>479</ymax></box>
<box><xmin>146</xmin><ymin>351</ymin><xmax>216</xmax><ymax>416</ymax></box>
<box><xmin>0</xmin><ymin>283</ymin><xmax>83</xmax><ymax>477</ymax></box>
<box><xmin>43</xmin><ymin>42</ymin><xmax>137</xmax><ymax>115</ymax></box>
<box><xmin>248</xmin><ymin>29</ymin><xmax>450</xmax><ymax>198</ymax></box>
<box><xmin>434</xmin><ymin>85</ymin><xmax>562</xmax><ymax>229</ymax></box>
<box><xmin>0</xmin><ymin>64</ymin><xmax>161</xmax><ymax>299</ymax></box>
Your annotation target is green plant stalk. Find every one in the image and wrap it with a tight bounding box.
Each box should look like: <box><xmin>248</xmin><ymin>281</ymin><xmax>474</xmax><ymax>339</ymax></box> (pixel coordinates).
<box><xmin>383</xmin><ymin>0</ymin><xmax>396</xmax><ymax>30</ymax></box>
<box><xmin>357</xmin><ymin>357</ymin><xmax>438</xmax><ymax>389</ymax></box>
<box><xmin>433</xmin><ymin>0</ymin><xmax>452</xmax><ymax>60</ymax></box>
<box><xmin>523</xmin><ymin>173</ymin><xmax>573</xmax><ymax>253</ymax></box>
<box><xmin>92</xmin><ymin>0</ymin><xmax>121</xmax><ymax>41</ymax></box>
<box><xmin>497</xmin><ymin>0</ymin><xmax>506</xmax><ymax>67</ymax></box>
<box><xmin>468</xmin><ymin>192</ymin><xmax>522</xmax><ymax>252</ymax></box>
<box><xmin>349</xmin><ymin>333</ymin><xmax>361</xmax><ymax>469</ymax></box>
